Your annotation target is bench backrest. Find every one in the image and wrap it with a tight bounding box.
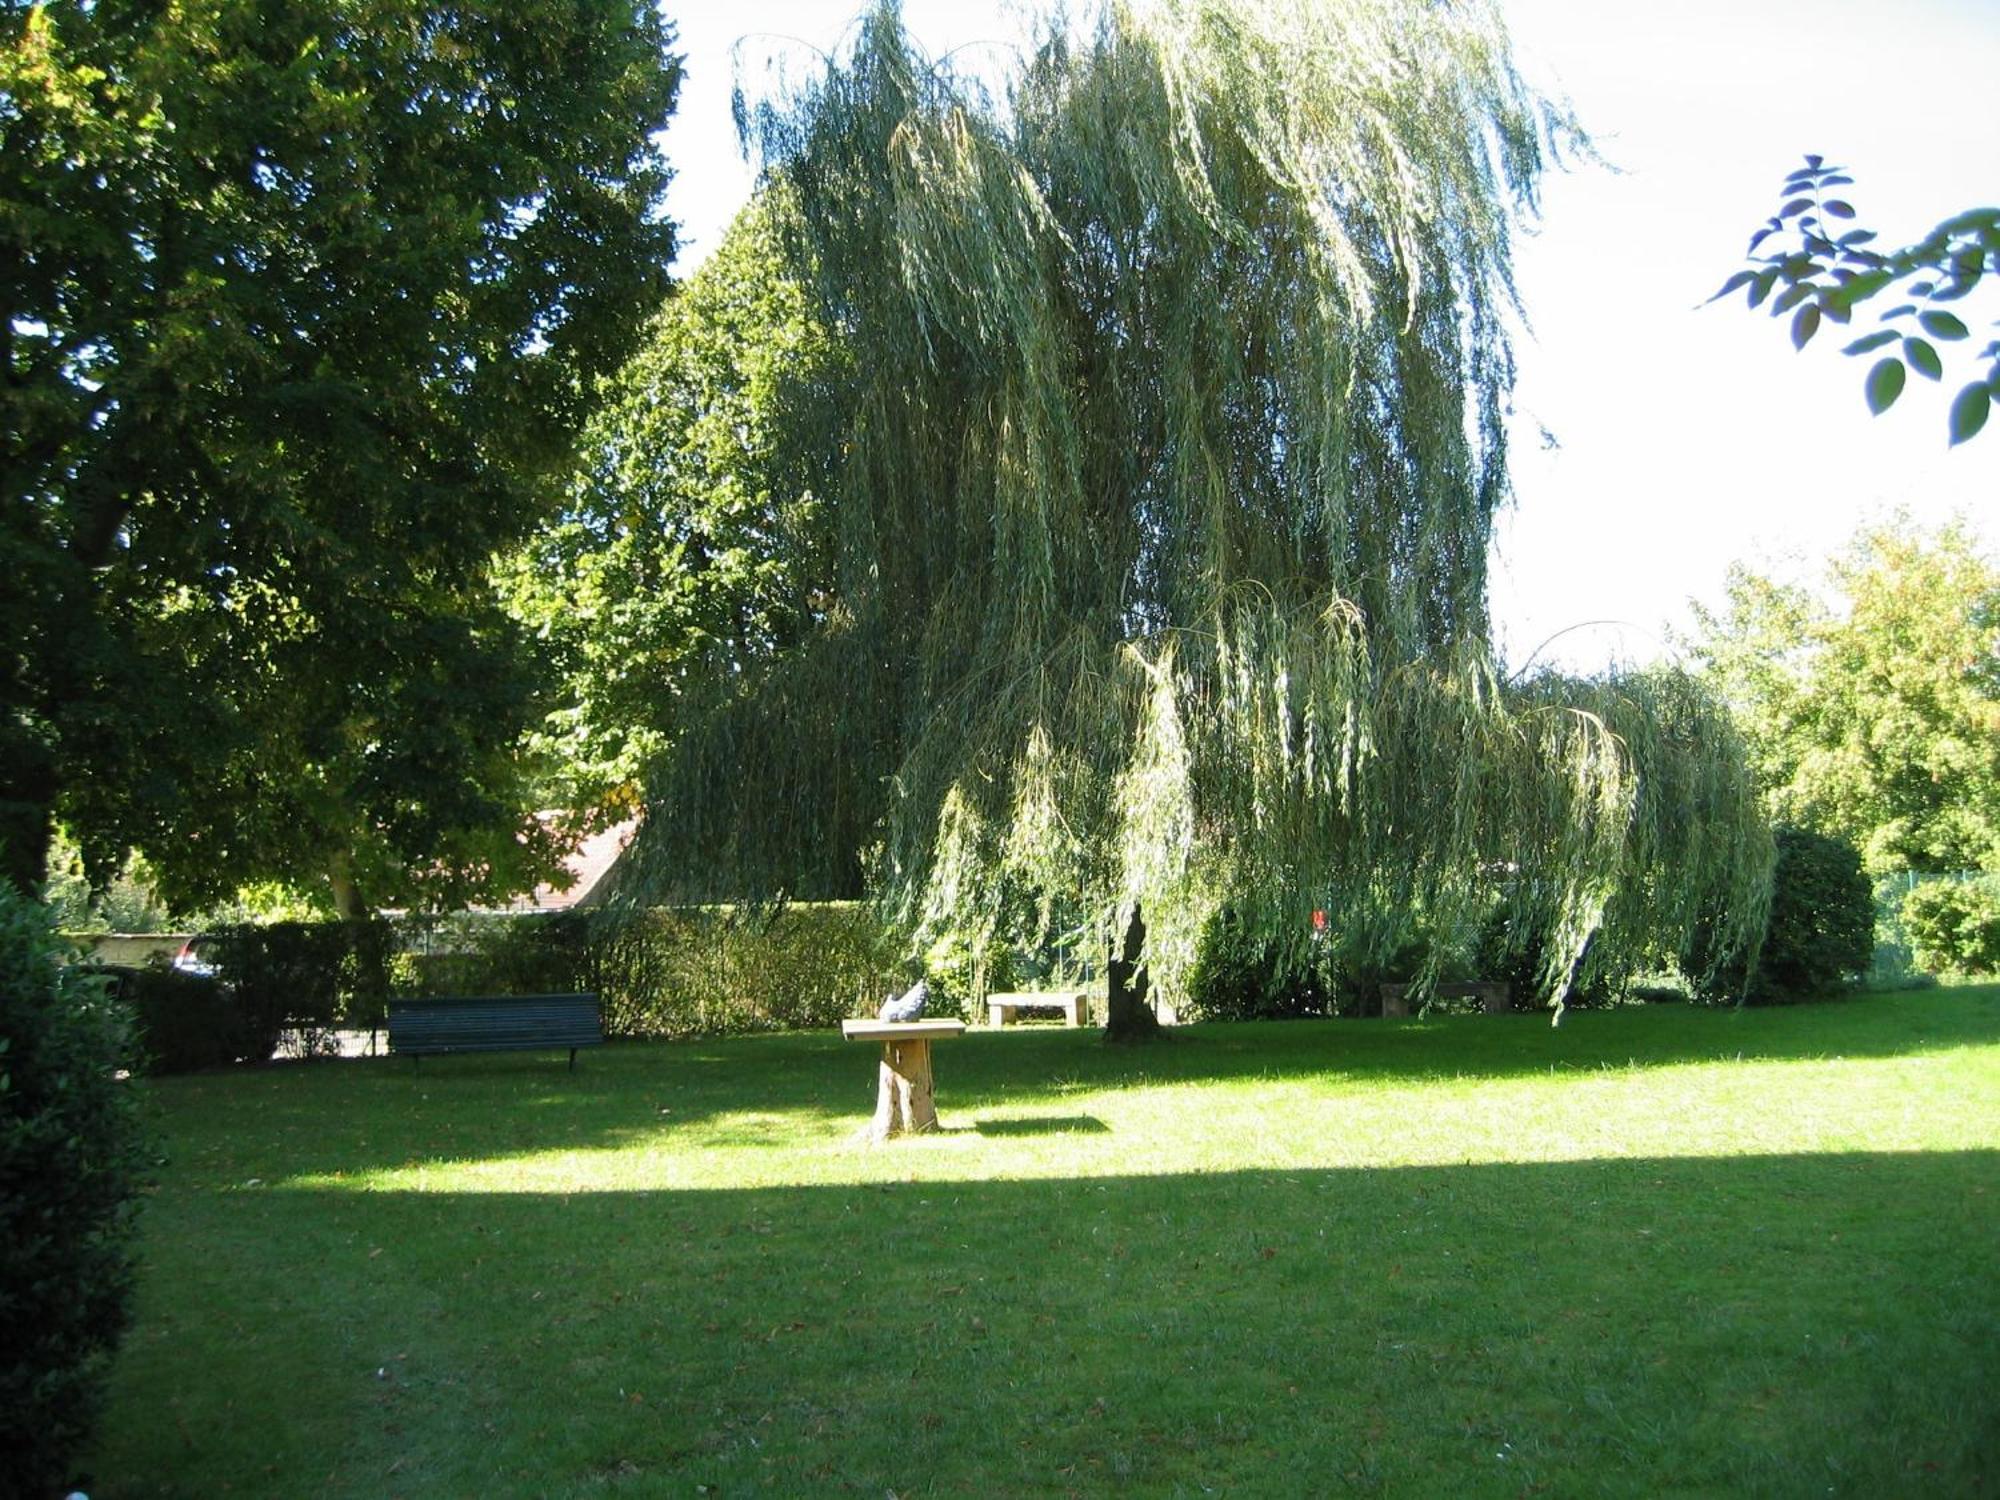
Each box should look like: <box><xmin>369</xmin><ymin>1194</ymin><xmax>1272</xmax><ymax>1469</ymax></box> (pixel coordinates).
<box><xmin>387</xmin><ymin>993</ymin><xmax>603</xmax><ymax>1056</ymax></box>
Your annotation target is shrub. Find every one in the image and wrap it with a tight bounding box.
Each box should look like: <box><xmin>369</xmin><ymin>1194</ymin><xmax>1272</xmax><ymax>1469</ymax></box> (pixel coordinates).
<box><xmin>1903</xmin><ymin>877</ymin><xmax>2000</xmax><ymax>976</ymax></box>
<box><xmin>1184</xmin><ymin>910</ymin><xmax>1336</xmax><ymax>1019</ymax></box>
<box><xmin>121</xmin><ymin>965</ymin><xmax>242</xmax><ymax>1074</ymax></box>
<box><xmin>1473</xmin><ymin>909</ymin><xmax>1616</xmax><ymax>1011</ymax></box>
<box><xmin>0</xmin><ymin>882</ymin><xmax>148</xmax><ymax>1500</ymax></box>
<box><xmin>205</xmin><ymin>920</ymin><xmax>397</xmax><ymax>1058</ymax></box>
<box><xmin>1688</xmin><ymin>827</ymin><xmax>1874</xmax><ymax>1002</ymax></box>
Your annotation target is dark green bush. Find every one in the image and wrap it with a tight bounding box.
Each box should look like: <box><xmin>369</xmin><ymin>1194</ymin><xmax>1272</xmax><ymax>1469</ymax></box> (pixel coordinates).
<box><xmin>206</xmin><ymin>920</ymin><xmax>396</xmax><ymax>1057</ymax></box>
<box><xmin>1688</xmin><ymin>827</ymin><xmax>1874</xmax><ymax>1003</ymax></box>
<box><xmin>0</xmin><ymin>882</ymin><xmax>148</xmax><ymax>1500</ymax></box>
<box><xmin>122</xmin><ymin>965</ymin><xmax>242</xmax><ymax>1073</ymax></box>
<box><xmin>1903</xmin><ymin>877</ymin><xmax>2000</xmax><ymax>976</ymax></box>
<box><xmin>1473</xmin><ymin>911</ymin><xmax>1616</xmax><ymax>1011</ymax></box>
<box><xmin>1184</xmin><ymin>910</ymin><xmax>1335</xmax><ymax>1019</ymax></box>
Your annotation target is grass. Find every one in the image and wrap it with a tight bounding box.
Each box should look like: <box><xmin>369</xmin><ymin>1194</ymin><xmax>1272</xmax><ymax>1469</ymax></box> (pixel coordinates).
<box><xmin>89</xmin><ymin>990</ymin><xmax>2000</xmax><ymax>1498</ymax></box>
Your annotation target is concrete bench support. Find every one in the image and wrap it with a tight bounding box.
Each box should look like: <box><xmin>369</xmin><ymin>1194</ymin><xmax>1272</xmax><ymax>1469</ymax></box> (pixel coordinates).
<box><xmin>841</xmin><ymin>1019</ymin><xmax>967</xmax><ymax>1142</ymax></box>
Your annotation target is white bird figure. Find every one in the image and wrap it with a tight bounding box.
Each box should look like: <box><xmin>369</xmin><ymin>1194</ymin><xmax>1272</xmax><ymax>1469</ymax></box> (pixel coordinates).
<box><xmin>878</xmin><ymin>979</ymin><xmax>929</xmax><ymax>1022</ymax></box>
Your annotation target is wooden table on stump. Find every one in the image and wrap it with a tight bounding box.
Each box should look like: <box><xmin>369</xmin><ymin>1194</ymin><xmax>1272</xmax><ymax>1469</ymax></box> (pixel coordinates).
<box><xmin>841</xmin><ymin>1018</ymin><xmax>967</xmax><ymax>1142</ymax></box>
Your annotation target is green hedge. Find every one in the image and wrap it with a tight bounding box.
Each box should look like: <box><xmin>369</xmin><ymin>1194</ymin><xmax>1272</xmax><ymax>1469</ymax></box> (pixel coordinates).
<box><xmin>396</xmin><ymin>904</ymin><xmax>905</xmax><ymax>1038</ymax></box>
<box><xmin>120</xmin><ymin>966</ymin><xmax>257</xmax><ymax>1073</ymax></box>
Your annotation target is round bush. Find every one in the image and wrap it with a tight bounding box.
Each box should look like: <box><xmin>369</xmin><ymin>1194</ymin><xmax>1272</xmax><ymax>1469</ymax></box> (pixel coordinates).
<box><xmin>0</xmin><ymin>882</ymin><xmax>147</xmax><ymax>1500</ymax></box>
<box><xmin>1903</xmin><ymin>877</ymin><xmax>2000</xmax><ymax>976</ymax></box>
<box><xmin>1689</xmin><ymin>827</ymin><xmax>1874</xmax><ymax>1002</ymax></box>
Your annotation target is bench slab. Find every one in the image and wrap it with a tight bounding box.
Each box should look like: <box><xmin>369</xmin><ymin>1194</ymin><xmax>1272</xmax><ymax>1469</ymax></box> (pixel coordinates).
<box><xmin>986</xmin><ymin>991</ymin><xmax>1089</xmax><ymax>1027</ymax></box>
<box><xmin>841</xmin><ymin>1019</ymin><xmax>968</xmax><ymax>1042</ymax></box>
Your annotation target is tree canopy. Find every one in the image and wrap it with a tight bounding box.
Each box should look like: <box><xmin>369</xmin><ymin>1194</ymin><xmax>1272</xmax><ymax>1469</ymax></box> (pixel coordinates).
<box><xmin>629</xmin><ymin>0</ymin><xmax>1769</xmax><ymax>1019</ymax></box>
<box><xmin>1688</xmin><ymin>515</ymin><xmax>2000</xmax><ymax>874</ymax></box>
<box><xmin>503</xmin><ymin>194</ymin><xmax>847</xmax><ymax>832</ymax></box>
<box><xmin>2</xmin><ymin>0</ymin><xmax>682</xmax><ymax>912</ymax></box>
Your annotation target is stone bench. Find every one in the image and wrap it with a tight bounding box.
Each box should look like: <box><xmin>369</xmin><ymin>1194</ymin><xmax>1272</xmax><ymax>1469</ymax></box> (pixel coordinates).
<box><xmin>1378</xmin><ymin>981</ymin><xmax>1511</xmax><ymax>1017</ymax></box>
<box><xmin>986</xmin><ymin>990</ymin><xmax>1090</xmax><ymax>1028</ymax></box>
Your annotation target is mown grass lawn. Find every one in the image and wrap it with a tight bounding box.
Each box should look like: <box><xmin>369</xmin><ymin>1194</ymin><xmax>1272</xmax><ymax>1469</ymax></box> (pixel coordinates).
<box><xmin>90</xmin><ymin>989</ymin><xmax>2000</xmax><ymax>1498</ymax></box>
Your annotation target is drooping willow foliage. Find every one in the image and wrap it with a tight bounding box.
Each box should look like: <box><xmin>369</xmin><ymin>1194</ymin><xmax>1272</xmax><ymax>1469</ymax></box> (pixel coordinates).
<box><xmin>631</xmin><ymin>0</ymin><xmax>1771</xmax><ymax>1015</ymax></box>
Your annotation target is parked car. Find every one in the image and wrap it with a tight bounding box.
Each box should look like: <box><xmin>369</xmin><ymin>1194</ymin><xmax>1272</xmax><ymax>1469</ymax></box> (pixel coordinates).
<box><xmin>172</xmin><ymin>934</ymin><xmax>220</xmax><ymax>978</ymax></box>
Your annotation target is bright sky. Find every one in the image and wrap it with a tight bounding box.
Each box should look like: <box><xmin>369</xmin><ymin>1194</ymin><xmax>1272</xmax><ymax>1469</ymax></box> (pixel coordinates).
<box><xmin>659</xmin><ymin>0</ymin><xmax>1999</xmax><ymax>673</ymax></box>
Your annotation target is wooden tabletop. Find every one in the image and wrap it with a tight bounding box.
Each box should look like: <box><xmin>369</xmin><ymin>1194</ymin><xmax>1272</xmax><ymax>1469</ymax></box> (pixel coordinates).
<box><xmin>840</xmin><ymin>1018</ymin><xmax>968</xmax><ymax>1042</ymax></box>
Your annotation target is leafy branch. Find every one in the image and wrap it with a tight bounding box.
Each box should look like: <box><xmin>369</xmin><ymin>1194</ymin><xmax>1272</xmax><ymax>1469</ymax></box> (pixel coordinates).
<box><xmin>1711</xmin><ymin>155</ymin><xmax>1999</xmax><ymax>445</ymax></box>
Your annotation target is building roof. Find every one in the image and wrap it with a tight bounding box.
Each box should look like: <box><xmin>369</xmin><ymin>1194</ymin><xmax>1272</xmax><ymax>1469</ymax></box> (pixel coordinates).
<box><xmin>492</xmin><ymin>816</ymin><xmax>641</xmax><ymax>914</ymax></box>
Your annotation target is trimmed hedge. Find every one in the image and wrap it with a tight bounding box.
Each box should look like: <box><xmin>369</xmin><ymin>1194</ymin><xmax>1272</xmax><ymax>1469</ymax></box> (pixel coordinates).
<box><xmin>0</xmin><ymin>883</ymin><xmax>147</xmax><ymax>1500</ymax></box>
<box><xmin>121</xmin><ymin>966</ymin><xmax>249</xmax><ymax>1073</ymax></box>
<box><xmin>397</xmin><ymin>904</ymin><xmax>904</xmax><ymax>1038</ymax></box>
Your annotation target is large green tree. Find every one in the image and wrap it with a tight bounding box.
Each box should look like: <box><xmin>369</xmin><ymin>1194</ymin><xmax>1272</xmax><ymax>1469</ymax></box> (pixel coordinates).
<box><xmin>502</xmin><ymin>193</ymin><xmax>848</xmax><ymax>832</ymax></box>
<box><xmin>2</xmin><ymin>0</ymin><xmax>680</xmax><ymax>912</ymax></box>
<box><xmin>1689</xmin><ymin>515</ymin><xmax>2000</xmax><ymax>874</ymax></box>
<box><xmin>631</xmin><ymin>0</ymin><xmax>1769</xmax><ymax>1028</ymax></box>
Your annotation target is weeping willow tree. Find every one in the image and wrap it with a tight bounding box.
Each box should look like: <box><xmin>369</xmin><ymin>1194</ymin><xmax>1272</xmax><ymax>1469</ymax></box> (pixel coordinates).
<box><xmin>632</xmin><ymin>0</ymin><xmax>1771</xmax><ymax>1030</ymax></box>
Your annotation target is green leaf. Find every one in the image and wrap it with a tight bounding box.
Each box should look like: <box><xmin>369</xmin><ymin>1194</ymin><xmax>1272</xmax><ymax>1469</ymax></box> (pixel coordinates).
<box><xmin>1949</xmin><ymin>381</ymin><xmax>1991</xmax><ymax>444</ymax></box>
<box><xmin>1931</xmin><ymin>260</ymin><xmax>1984</xmax><ymax>302</ymax></box>
<box><xmin>1841</xmin><ymin>329</ymin><xmax>1898</xmax><ymax>356</ymax></box>
<box><xmin>1779</xmin><ymin>196</ymin><xmax>1813</xmax><ymax>219</ymax></box>
<box><xmin>1747</xmin><ymin>267</ymin><xmax>1781</xmax><ymax>310</ymax></box>
<box><xmin>1903</xmin><ymin>337</ymin><xmax>1942</xmax><ymax>380</ymax></box>
<box><xmin>1707</xmin><ymin>270</ymin><xmax>1758</xmax><ymax>304</ymax></box>
<box><xmin>1865</xmin><ymin>357</ymin><xmax>1906</xmax><ymax>415</ymax></box>
<box><xmin>1791</xmin><ymin>304</ymin><xmax>1821</xmax><ymax>350</ymax></box>
<box><xmin>1919</xmin><ymin>310</ymin><xmax>1970</xmax><ymax>341</ymax></box>
<box><xmin>1772</xmin><ymin>282</ymin><xmax>1815</xmax><ymax>315</ymax></box>
<box><xmin>1823</xmin><ymin>200</ymin><xmax>1855</xmax><ymax>219</ymax></box>
<box><xmin>1823</xmin><ymin>267</ymin><xmax>1893</xmax><ymax>313</ymax></box>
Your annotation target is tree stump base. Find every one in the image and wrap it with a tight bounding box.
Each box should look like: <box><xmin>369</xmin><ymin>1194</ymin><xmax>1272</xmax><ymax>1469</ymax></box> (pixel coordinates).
<box><xmin>840</xmin><ymin>1019</ymin><xmax>966</xmax><ymax>1143</ymax></box>
<box><xmin>871</xmin><ymin>1038</ymin><xmax>936</xmax><ymax>1139</ymax></box>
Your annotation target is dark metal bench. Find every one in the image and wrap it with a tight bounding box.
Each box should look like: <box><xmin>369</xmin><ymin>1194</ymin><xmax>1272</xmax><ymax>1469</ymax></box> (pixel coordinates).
<box><xmin>387</xmin><ymin>993</ymin><xmax>604</xmax><ymax>1069</ymax></box>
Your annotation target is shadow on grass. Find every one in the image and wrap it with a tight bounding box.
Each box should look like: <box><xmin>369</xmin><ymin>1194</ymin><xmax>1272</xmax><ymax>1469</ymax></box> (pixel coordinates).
<box><xmin>137</xmin><ymin>989</ymin><xmax>2000</xmax><ymax>1184</ymax></box>
<box><xmin>972</xmin><ymin>1114</ymin><xmax>1110</xmax><ymax>1136</ymax></box>
<box><xmin>93</xmin><ymin>1149</ymin><xmax>2000</xmax><ymax>1498</ymax></box>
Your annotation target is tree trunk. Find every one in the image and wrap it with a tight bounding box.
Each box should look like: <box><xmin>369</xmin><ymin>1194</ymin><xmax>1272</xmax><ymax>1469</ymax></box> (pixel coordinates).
<box><xmin>328</xmin><ymin>860</ymin><xmax>366</xmax><ymax>921</ymax></box>
<box><xmin>1103</xmin><ymin>904</ymin><xmax>1162</xmax><ymax>1043</ymax></box>
<box><xmin>866</xmin><ymin>1038</ymin><xmax>940</xmax><ymax>1141</ymax></box>
<box><xmin>0</xmin><ymin>726</ymin><xmax>54</xmax><ymax>897</ymax></box>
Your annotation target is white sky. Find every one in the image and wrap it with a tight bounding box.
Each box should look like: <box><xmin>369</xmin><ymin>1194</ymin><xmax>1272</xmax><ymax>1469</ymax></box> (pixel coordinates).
<box><xmin>659</xmin><ymin>0</ymin><xmax>1999</xmax><ymax>673</ymax></box>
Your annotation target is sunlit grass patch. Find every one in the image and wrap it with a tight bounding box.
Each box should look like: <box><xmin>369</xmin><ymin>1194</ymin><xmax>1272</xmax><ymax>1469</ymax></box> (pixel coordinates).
<box><xmin>93</xmin><ymin>990</ymin><xmax>2000</xmax><ymax>1496</ymax></box>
